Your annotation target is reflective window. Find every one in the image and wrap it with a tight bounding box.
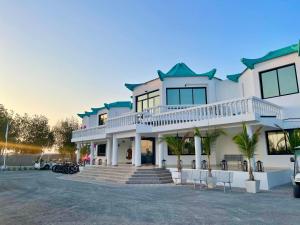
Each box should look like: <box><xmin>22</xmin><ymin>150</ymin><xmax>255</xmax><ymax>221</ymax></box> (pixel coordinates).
<box><xmin>166</xmin><ymin>88</ymin><xmax>207</xmax><ymax>105</ymax></box>
<box><xmin>98</xmin><ymin>113</ymin><xmax>107</xmax><ymax>126</ymax></box>
<box><xmin>136</xmin><ymin>90</ymin><xmax>160</xmax><ymax>112</ymax></box>
<box><xmin>260</xmin><ymin>64</ymin><xmax>298</xmax><ymax>99</ymax></box>
<box><xmin>266</xmin><ymin>130</ymin><xmax>296</xmax><ymax>155</ymax></box>
<box><xmin>166</xmin><ymin>89</ymin><xmax>180</xmax><ymax>105</ymax></box>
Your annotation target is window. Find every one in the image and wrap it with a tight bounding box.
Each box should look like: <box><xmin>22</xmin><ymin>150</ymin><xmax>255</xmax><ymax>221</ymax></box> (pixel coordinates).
<box><xmin>98</xmin><ymin>113</ymin><xmax>107</xmax><ymax>125</ymax></box>
<box><xmin>166</xmin><ymin>87</ymin><xmax>207</xmax><ymax>105</ymax></box>
<box><xmin>266</xmin><ymin>130</ymin><xmax>296</xmax><ymax>155</ymax></box>
<box><xmin>260</xmin><ymin>64</ymin><xmax>299</xmax><ymax>99</ymax></box>
<box><xmin>97</xmin><ymin>144</ymin><xmax>106</xmax><ymax>156</ymax></box>
<box><xmin>167</xmin><ymin>137</ymin><xmax>207</xmax><ymax>155</ymax></box>
<box><xmin>136</xmin><ymin>90</ymin><xmax>160</xmax><ymax>112</ymax></box>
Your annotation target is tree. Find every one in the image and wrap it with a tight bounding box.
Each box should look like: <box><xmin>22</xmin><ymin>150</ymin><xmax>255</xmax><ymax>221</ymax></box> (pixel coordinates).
<box><xmin>232</xmin><ymin>123</ymin><xmax>262</xmax><ymax>181</ymax></box>
<box><xmin>52</xmin><ymin>118</ymin><xmax>79</xmax><ymax>161</ymax></box>
<box><xmin>160</xmin><ymin>132</ymin><xmax>191</xmax><ymax>171</ymax></box>
<box><xmin>194</xmin><ymin>128</ymin><xmax>225</xmax><ymax>177</ymax></box>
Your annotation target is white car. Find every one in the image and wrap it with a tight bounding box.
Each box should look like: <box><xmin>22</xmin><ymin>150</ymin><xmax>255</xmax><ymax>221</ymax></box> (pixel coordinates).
<box><xmin>34</xmin><ymin>161</ymin><xmax>55</xmax><ymax>170</ymax></box>
<box><xmin>290</xmin><ymin>148</ymin><xmax>300</xmax><ymax>198</ymax></box>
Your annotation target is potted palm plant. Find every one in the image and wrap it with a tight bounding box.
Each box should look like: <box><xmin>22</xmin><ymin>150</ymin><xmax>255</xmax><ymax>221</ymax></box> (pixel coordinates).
<box><xmin>194</xmin><ymin>128</ymin><xmax>225</xmax><ymax>188</ymax></box>
<box><xmin>160</xmin><ymin>133</ymin><xmax>190</xmax><ymax>184</ymax></box>
<box><xmin>233</xmin><ymin>123</ymin><xmax>262</xmax><ymax>193</ymax></box>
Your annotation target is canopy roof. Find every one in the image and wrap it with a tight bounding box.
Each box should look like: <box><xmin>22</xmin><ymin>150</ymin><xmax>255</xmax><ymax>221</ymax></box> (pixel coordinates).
<box><xmin>77</xmin><ymin>101</ymin><xmax>132</xmax><ymax>118</ymax></box>
<box><xmin>157</xmin><ymin>63</ymin><xmax>216</xmax><ymax>81</ymax></box>
<box><xmin>241</xmin><ymin>42</ymin><xmax>299</xmax><ymax>69</ymax></box>
<box><xmin>226</xmin><ymin>73</ymin><xmax>242</xmax><ymax>83</ymax></box>
<box><xmin>125</xmin><ymin>63</ymin><xmax>217</xmax><ymax>91</ymax></box>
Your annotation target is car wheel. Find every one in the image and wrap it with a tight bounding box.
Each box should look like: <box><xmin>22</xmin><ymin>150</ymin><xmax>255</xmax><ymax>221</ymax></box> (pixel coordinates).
<box><xmin>52</xmin><ymin>165</ymin><xmax>57</xmax><ymax>172</ymax></box>
<box><xmin>44</xmin><ymin>165</ymin><xmax>50</xmax><ymax>170</ymax></box>
<box><xmin>294</xmin><ymin>184</ymin><xmax>300</xmax><ymax>198</ymax></box>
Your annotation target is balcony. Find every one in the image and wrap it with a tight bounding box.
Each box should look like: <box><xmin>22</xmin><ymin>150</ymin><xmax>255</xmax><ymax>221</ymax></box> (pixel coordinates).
<box><xmin>71</xmin><ymin>125</ymin><xmax>106</xmax><ymax>142</ymax></box>
<box><xmin>72</xmin><ymin>97</ymin><xmax>283</xmax><ymax>142</ymax></box>
<box><xmin>106</xmin><ymin>96</ymin><xmax>282</xmax><ymax>133</ymax></box>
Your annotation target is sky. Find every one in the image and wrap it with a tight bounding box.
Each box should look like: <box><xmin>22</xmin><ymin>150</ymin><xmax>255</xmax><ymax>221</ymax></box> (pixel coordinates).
<box><xmin>0</xmin><ymin>0</ymin><xmax>300</xmax><ymax>126</ymax></box>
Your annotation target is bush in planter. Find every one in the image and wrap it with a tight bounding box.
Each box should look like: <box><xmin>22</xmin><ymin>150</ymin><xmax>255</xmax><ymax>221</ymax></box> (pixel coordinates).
<box><xmin>233</xmin><ymin>123</ymin><xmax>262</xmax><ymax>193</ymax></box>
<box><xmin>194</xmin><ymin>128</ymin><xmax>225</xmax><ymax>188</ymax></box>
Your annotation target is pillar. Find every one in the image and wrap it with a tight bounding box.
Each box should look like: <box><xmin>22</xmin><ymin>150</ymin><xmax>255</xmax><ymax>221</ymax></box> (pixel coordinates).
<box><xmin>135</xmin><ymin>133</ymin><xmax>141</xmax><ymax>167</ymax></box>
<box><xmin>246</xmin><ymin>124</ymin><xmax>256</xmax><ymax>171</ymax></box>
<box><xmin>112</xmin><ymin>135</ymin><xmax>118</xmax><ymax>166</ymax></box>
<box><xmin>131</xmin><ymin>138</ymin><xmax>135</xmax><ymax>165</ymax></box>
<box><xmin>194</xmin><ymin>135</ymin><xmax>202</xmax><ymax>169</ymax></box>
<box><xmin>90</xmin><ymin>142</ymin><xmax>94</xmax><ymax>165</ymax></box>
<box><xmin>158</xmin><ymin>134</ymin><xmax>164</xmax><ymax>168</ymax></box>
<box><xmin>106</xmin><ymin>138</ymin><xmax>112</xmax><ymax>166</ymax></box>
<box><xmin>76</xmin><ymin>143</ymin><xmax>81</xmax><ymax>164</ymax></box>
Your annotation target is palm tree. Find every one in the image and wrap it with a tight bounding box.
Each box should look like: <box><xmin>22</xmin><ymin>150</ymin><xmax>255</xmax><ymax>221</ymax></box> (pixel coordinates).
<box><xmin>160</xmin><ymin>132</ymin><xmax>191</xmax><ymax>171</ymax></box>
<box><xmin>194</xmin><ymin>127</ymin><xmax>225</xmax><ymax>177</ymax></box>
<box><xmin>232</xmin><ymin>123</ymin><xmax>262</xmax><ymax>181</ymax></box>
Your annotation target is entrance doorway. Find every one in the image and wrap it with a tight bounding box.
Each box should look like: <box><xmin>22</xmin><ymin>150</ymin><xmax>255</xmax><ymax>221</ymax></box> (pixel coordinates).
<box><xmin>141</xmin><ymin>138</ymin><xmax>155</xmax><ymax>165</ymax></box>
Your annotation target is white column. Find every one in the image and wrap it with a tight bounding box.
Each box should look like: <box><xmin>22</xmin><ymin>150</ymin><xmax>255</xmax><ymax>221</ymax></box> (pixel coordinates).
<box><xmin>106</xmin><ymin>138</ymin><xmax>112</xmax><ymax>166</ymax></box>
<box><xmin>246</xmin><ymin>124</ymin><xmax>256</xmax><ymax>171</ymax></box>
<box><xmin>158</xmin><ymin>134</ymin><xmax>164</xmax><ymax>168</ymax></box>
<box><xmin>135</xmin><ymin>133</ymin><xmax>141</xmax><ymax>167</ymax></box>
<box><xmin>90</xmin><ymin>142</ymin><xmax>94</xmax><ymax>165</ymax></box>
<box><xmin>112</xmin><ymin>135</ymin><xmax>118</xmax><ymax>166</ymax></box>
<box><xmin>76</xmin><ymin>143</ymin><xmax>81</xmax><ymax>164</ymax></box>
<box><xmin>194</xmin><ymin>135</ymin><xmax>202</xmax><ymax>169</ymax></box>
<box><xmin>131</xmin><ymin>138</ymin><xmax>135</xmax><ymax>165</ymax></box>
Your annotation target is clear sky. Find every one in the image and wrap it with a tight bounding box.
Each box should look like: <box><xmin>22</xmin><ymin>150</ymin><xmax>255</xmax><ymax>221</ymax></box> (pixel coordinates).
<box><xmin>0</xmin><ymin>0</ymin><xmax>300</xmax><ymax>125</ymax></box>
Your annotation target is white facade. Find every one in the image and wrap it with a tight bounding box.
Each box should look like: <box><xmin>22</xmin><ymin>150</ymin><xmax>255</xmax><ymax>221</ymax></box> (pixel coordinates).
<box><xmin>72</xmin><ymin>42</ymin><xmax>300</xmax><ymax>183</ymax></box>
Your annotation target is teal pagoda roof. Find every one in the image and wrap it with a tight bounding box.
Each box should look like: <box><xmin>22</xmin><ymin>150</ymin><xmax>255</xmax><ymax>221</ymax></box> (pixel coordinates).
<box><xmin>241</xmin><ymin>42</ymin><xmax>300</xmax><ymax>69</ymax></box>
<box><xmin>226</xmin><ymin>73</ymin><xmax>243</xmax><ymax>83</ymax></box>
<box><xmin>104</xmin><ymin>101</ymin><xmax>132</xmax><ymax>109</ymax></box>
<box><xmin>124</xmin><ymin>83</ymin><xmax>143</xmax><ymax>91</ymax></box>
<box><xmin>157</xmin><ymin>63</ymin><xmax>216</xmax><ymax>81</ymax></box>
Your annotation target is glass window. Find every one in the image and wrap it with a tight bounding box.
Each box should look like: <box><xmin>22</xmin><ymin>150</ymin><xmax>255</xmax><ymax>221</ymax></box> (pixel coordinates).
<box><xmin>167</xmin><ymin>88</ymin><xmax>207</xmax><ymax>105</ymax></box>
<box><xmin>97</xmin><ymin>144</ymin><xmax>106</xmax><ymax>156</ymax></box>
<box><xmin>277</xmin><ymin>65</ymin><xmax>298</xmax><ymax>95</ymax></box>
<box><xmin>180</xmin><ymin>89</ymin><xmax>193</xmax><ymax>104</ymax></box>
<box><xmin>136</xmin><ymin>90</ymin><xmax>160</xmax><ymax>112</ymax></box>
<box><xmin>167</xmin><ymin>89</ymin><xmax>180</xmax><ymax>105</ymax></box>
<box><xmin>98</xmin><ymin>113</ymin><xmax>107</xmax><ymax>126</ymax></box>
<box><xmin>261</xmin><ymin>70</ymin><xmax>279</xmax><ymax>98</ymax></box>
<box><xmin>260</xmin><ymin>64</ymin><xmax>298</xmax><ymax>99</ymax></box>
<box><xmin>266</xmin><ymin>130</ymin><xmax>294</xmax><ymax>155</ymax></box>
<box><xmin>193</xmin><ymin>88</ymin><xmax>207</xmax><ymax>104</ymax></box>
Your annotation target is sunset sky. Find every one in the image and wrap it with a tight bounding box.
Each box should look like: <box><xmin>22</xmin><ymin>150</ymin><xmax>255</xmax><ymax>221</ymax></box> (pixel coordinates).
<box><xmin>0</xmin><ymin>0</ymin><xmax>299</xmax><ymax>126</ymax></box>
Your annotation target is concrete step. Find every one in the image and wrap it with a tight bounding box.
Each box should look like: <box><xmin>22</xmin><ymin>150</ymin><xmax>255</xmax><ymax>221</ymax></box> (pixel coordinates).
<box><xmin>64</xmin><ymin>166</ymin><xmax>173</xmax><ymax>185</ymax></box>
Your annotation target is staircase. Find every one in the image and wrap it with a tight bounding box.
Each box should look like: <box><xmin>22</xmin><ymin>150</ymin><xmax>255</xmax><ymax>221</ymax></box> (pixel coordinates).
<box><xmin>62</xmin><ymin>165</ymin><xmax>173</xmax><ymax>184</ymax></box>
<box><xmin>126</xmin><ymin>168</ymin><xmax>173</xmax><ymax>184</ymax></box>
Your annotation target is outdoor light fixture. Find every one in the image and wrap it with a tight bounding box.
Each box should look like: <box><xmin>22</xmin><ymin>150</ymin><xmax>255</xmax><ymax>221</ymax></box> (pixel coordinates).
<box><xmin>162</xmin><ymin>159</ymin><xmax>166</xmax><ymax>169</ymax></box>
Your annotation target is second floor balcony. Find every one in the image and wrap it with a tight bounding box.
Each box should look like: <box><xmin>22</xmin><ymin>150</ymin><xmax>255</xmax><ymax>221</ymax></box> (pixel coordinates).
<box><xmin>72</xmin><ymin>96</ymin><xmax>283</xmax><ymax>142</ymax></box>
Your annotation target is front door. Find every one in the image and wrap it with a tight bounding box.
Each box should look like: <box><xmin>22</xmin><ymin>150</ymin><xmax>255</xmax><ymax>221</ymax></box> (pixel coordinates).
<box><xmin>141</xmin><ymin>138</ymin><xmax>155</xmax><ymax>165</ymax></box>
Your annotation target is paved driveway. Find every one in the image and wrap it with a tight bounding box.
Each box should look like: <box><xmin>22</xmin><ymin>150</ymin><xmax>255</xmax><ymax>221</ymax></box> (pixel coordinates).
<box><xmin>0</xmin><ymin>171</ymin><xmax>299</xmax><ymax>225</ymax></box>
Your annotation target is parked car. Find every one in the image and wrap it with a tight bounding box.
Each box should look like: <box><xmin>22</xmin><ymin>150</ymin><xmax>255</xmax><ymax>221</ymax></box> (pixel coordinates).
<box><xmin>34</xmin><ymin>159</ymin><xmax>56</xmax><ymax>170</ymax></box>
<box><xmin>290</xmin><ymin>147</ymin><xmax>300</xmax><ymax>198</ymax></box>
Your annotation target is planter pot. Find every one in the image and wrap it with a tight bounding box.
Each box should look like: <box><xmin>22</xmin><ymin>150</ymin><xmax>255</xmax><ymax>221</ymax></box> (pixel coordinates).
<box><xmin>245</xmin><ymin>180</ymin><xmax>260</xmax><ymax>193</ymax></box>
<box><xmin>171</xmin><ymin>171</ymin><xmax>182</xmax><ymax>185</ymax></box>
<box><xmin>207</xmin><ymin>176</ymin><xmax>217</xmax><ymax>189</ymax></box>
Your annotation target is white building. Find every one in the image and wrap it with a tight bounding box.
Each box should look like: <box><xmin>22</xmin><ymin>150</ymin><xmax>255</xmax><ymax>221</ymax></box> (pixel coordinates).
<box><xmin>72</xmin><ymin>42</ymin><xmax>300</xmax><ymax>189</ymax></box>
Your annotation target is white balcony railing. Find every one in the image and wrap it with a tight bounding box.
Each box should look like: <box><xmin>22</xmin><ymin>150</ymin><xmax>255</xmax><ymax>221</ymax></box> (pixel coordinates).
<box><xmin>106</xmin><ymin>96</ymin><xmax>282</xmax><ymax>129</ymax></box>
<box><xmin>72</xmin><ymin>125</ymin><xmax>106</xmax><ymax>140</ymax></box>
<box><xmin>72</xmin><ymin>97</ymin><xmax>282</xmax><ymax>140</ymax></box>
